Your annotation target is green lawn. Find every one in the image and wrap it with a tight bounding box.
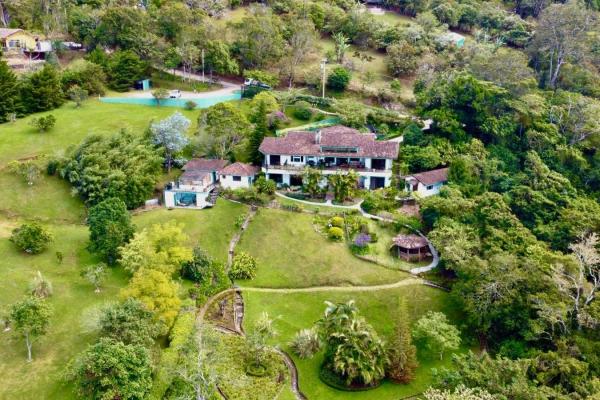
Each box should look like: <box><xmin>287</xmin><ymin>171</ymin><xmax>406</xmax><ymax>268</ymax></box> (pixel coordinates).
<box><xmin>0</xmin><ymin>172</ymin><xmax>86</xmax><ymax>223</ymax></box>
<box><xmin>0</xmin><ymin>223</ymin><xmax>129</xmax><ymax>399</ymax></box>
<box><xmin>0</xmin><ymin>99</ymin><xmax>198</xmax><ymax>168</ymax></box>
<box><xmin>244</xmin><ymin>285</ymin><xmax>465</xmax><ymax>399</ymax></box>
<box><xmin>236</xmin><ymin>208</ymin><xmax>407</xmax><ymax>288</ymax></box>
<box><xmin>132</xmin><ymin>200</ymin><xmax>248</xmax><ymax>263</ymax></box>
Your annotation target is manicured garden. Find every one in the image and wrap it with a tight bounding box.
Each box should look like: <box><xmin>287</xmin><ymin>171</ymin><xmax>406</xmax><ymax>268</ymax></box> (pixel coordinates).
<box><xmin>235</xmin><ymin>208</ymin><xmax>408</xmax><ymax>288</ymax></box>
<box><xmin>243</xmin><ymin>285</ymin><xmax>465</xmax><ymax>399</ymax></box>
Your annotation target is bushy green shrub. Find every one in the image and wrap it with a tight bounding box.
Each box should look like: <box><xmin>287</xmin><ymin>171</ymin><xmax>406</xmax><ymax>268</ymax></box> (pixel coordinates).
<box><xmin>229</xmin><ymin>252</ymin><xmax>257</xmax><ymax>280</ymax></box>
<box><xmin>10</xmin><ymin>222</ymin><xmax>53</xmax><ymax>254</ymax></box>
<box><xmin>290</xmin><ymin>328</ymin><xmax>321</xmax><ymax>359</ymax></box>
<box><xmin>46</xmin><ymin>159</ymin><xmax>59</xmax><ymax>176</ymax></box>
<box><xmin>327</xmin><ymin>66</ymin><xmax>351</xmax><ymax>91</ymax></box>
<box><xmin>292</xmin><ymin>101</ymin><xmax>313</xmax><ymax>120</ymax></box>
<box><xmin>29</xmin><ymin>115</ymin><xmax>56</xmax><ymax>132</ymax></box>
<box><xmin>255</xmin><ymin>176</ymin><xmax>276</xmax><ymax>195</ymax></box>
<box><xmin>329</xmin><ymin>216</ymin><xmax>344</xmax><ymax>228</ymax></box>
<box><xmin>328</xmin><ymin>227</ymin><xmax>344</xmax><ymax>240</ymax></box>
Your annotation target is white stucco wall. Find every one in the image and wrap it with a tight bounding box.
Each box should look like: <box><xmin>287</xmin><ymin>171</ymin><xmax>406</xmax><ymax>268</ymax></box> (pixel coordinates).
<box><xmin>221</xmin><ymin>175</ymin><xmax>254</xmax><ymax>189</ymax></box>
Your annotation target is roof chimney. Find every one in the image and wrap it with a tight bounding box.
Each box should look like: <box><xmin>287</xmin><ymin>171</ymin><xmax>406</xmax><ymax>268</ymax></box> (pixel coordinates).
<box><xmin>315</xmin><ymin>130</ymin><xmax>322</xmax><ymax>144</ymax></box>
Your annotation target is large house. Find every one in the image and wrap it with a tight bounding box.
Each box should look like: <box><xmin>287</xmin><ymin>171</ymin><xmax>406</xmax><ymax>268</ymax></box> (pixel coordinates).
<box><xmin>403</xmin><ymin>167</ymin><xmax>449</xmax><ymax>197</ymax></box>
<box><xmin>259</xmin><ymin>126</ymin><xmax>399</xmax><ymax>189</ymax></box>
<box><xmin>164</xmin><ymin>158</ymin><xmax>228</xmax><ymax>209</ymax></box>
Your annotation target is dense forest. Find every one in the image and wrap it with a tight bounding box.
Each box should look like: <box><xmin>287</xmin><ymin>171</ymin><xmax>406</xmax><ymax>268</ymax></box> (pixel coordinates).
<box><xmin>1</xmin><ymin>0</ymin><xmax>600</xmax><ymax>398</ymax></box>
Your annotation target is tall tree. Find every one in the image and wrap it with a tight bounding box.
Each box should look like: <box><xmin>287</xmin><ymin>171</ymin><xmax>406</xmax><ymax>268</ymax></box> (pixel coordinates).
<box><xmin>551</xmin><ymin>233</ymin><xmax>600</xmax><ymax>329</ymax></box>
<box><xmin>233</xmin><ymin>6</ymin><xmax>285</xmax><ymax>69</ymax></box>
<box><xmin>88</xmin><ymin>197</ymin><xmax>134</xmax><ymax>265</ymax></box>
<box><xmin>0</xmin><ymin>60</ymin><xmax>20</xmax><ymax>122</ymax></box>
<box><xmin>528</xmin><ymin>1</ymin><xmax>596</xmax><ymax>88</ymax></box>
<box><xmin>67</xmin><ymin>338</ymin><xmax>152</xmax><ymax>400</ymax></box>
<box><xmin>282</xmin><ymin>19</ymin><xmax>317</xmax><ymax>87</ymax></box>
<box><xmin>386</xmin><ymin>299</ymin><xmax>418</xmax><ymax>383</ymax></box>
<box><xmin>412</xmin><ymin>311</ymin><xmax>460</xmax><ymax>360</ymax></box>
<box><xmin>20</xmin><ymin>64</ymin><xmax>64</xmax><ymax>114</ymax></box>
<box><xmin>197</xmin><ymin>102</ymin><xmax>251</xmax><ymax>159</ymax></box>
<box><xmin>10</xmin><ymin>296</ymin><xmax>51</xmax><ymax>362</ymax></box>
<box><xmin>248</xmin><ymin>100</ymin><xmax>268</xmax><ymax>165</ymax></box>
<box><xmin>120</xmin><ymin>269</ymin><xmax>181</xmax><ymax>334</ymax></box>
<box><xmin>99</xmin><ymin>299</ymin><xmax>160</xmax><ymax>347</ymax></box>
<box><xmin>150</xmin><ymin>112</ymin><xmax>190</xmax><ymax>172</ymax></box>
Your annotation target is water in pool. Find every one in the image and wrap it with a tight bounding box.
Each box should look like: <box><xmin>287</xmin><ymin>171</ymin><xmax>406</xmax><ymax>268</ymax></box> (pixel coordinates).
<box><xmin>100</xmin><ymin>91</ymin><xmax>242</xmax><ymax>109</ymax></box>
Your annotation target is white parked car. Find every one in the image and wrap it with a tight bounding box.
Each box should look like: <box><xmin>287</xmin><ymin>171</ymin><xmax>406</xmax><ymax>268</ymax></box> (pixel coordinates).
<box><xmin>169</xmin><ymin>90</ymin><xmax>181</xmax><ymax>98</ymax></box>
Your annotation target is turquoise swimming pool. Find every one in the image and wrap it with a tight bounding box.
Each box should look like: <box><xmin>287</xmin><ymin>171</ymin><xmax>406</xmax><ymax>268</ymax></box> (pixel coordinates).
<box><xmin>100</xmin><ymin>91</ymin><xmax>241</xmax><ymax>109</ymax></box>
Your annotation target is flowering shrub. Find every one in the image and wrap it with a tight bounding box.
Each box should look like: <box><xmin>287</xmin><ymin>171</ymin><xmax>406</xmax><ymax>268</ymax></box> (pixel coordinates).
<box><xmin>354</xmin><ymin>233</ymin><xmax>371</xmax><ymax>248</ymax></box>
<box><xmin>351</xmin><ymin>233</ymin><xmax>371</xmax><ymax>255</ymax></box>
<box><xmin>328</xmin><ymin>227</ymin><xmax>344</xmax><ymax>241</ymax></box>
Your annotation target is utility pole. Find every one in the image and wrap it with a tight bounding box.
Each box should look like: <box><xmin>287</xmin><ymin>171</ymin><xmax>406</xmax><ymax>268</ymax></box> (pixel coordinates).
<box><xmin>320</xmin><ymin>58</ymin><xmax>327</xmax><ymax>99</ymax></box>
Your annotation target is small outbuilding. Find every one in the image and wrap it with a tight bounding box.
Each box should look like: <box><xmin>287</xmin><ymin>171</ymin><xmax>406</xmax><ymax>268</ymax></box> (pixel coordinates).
<box><xmin>164</xmin><ymin>158</ymin><xmax>228</xmax><ymax>209</ymax></box>
<box><xmin>436</xmin><ymin>32</ymin><xmax>466</xmax><ymax>48</ymax></box>
<box><xmin>390</xmin><ymin>234</ymin><xmax>430</xmax><ymax>262</ymax></box>
<box><xmin>220</xmin><ymin>162</ymin><xmax>260</xmax><ymax>189</ymax></box>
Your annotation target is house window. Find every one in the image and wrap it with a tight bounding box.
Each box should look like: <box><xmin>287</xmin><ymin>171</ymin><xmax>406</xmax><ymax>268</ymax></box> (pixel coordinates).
<box><xmin>221</xmin><ymin>175</ymin><xmax>226</xmax><ymax>179</ymax></box>
<box><xmin>426</xmin><ymin>185</ymin><xmax>434</xmax><ymax>190</ymax></box>
<box><xmin>232</xmin><ymin>176</ymin><xmax>242</xmax><ymax>182</ymax></box>
<box><xmin>291</xmin><ymin>156</ymin><xmax>303</xmax><ymax>163</ymax></box>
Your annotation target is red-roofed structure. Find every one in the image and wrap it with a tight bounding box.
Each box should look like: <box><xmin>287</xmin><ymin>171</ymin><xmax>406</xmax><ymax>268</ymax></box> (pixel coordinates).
<box><xmin>259</xmin><ymin>126</ymin><xmax>399</xmax><ymax>189</ymax></box>
<box><xmin>404</xmin><ymin>167</ymin><xmax>449</xmax><ymax>197</ymax></box>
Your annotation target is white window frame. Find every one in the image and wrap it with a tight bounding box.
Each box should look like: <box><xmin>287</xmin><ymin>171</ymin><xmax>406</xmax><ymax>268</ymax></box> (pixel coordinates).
<box><xmin>291</xmin><ymin>156</ymin><xmax>304</xmax><ymax>163</ymax></box>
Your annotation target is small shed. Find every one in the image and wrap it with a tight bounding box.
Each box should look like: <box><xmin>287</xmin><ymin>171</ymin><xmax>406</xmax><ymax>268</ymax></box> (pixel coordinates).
<box><xmin>220</xmin><ymin>162</ymin><xmax>260</xmax><ymax>189</ymax></box>
<box><xmin>390</xmin><ymin>234</ymin><xmax>430</xmax><ymax>262</ymax></box>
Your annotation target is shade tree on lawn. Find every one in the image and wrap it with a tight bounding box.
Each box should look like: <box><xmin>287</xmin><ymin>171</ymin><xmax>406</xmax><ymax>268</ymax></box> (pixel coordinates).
<box><xmin>98</xmin><ymin>298</ymin><xmax>160</xmax><ymax>347</ymax></box>
<box><xmin>412</xmin><ymin>311</ymin><xmax>461</xmax><ymax>360</ymax></box>
<box><xmin>88</xmin><ymin>197</ymin><xmax>134</xmax><ymax>265</ymax></box>
<box><xmin>10</xmin><ymin>222</ymin><xmax>53</xmax><ymax>255</ymax></box>
<box><xmin>67</xmin><ymin>338</ymin><xmax>153</xmax><ymax>400</ymax></box>
<box><xmin>229</xmin><ymin>252</ymin><xmax>258</xmax><ymax>280</ymax></box>
<box><xmin>60</xmin><ymin>132</ymin><xmax>162</xmax><ymax>209</ymax></box>
<box><xmin>9</xmin><ymin>296</ymin><xmax>52</xmax><ymax>362</ymax></box>
<box><xmin>120</xmin><ymin>269</ymin><xmax>181</xmax><ymax>335</ymax></box>
<box><xmin>118</xmin><ymin>222</ymin><xmax>192</xmax><ymax>276</ymax></box>
<box><xmin>150</xmin><ymin>112</ymin><xmax>191</xmax><ymax>172</ymax></box>
<box><xmin>0</xmin><ymin>60</ymin><xmax>20</xmax><ymax>122</ymax></box>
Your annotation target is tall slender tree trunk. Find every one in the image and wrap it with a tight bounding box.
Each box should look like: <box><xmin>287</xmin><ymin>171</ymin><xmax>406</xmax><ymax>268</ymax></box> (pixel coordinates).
<box><xmin>25</xmin><ymin>333</ymin><xmax>32</xmax><ymax>362</ymax></box>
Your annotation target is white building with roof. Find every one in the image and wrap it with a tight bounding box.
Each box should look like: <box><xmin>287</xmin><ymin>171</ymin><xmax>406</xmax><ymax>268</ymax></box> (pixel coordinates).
<box><xmin>404</xmin><ymin>167</ymin><xmax>449</xmax><ymax>197</ymax></box>
<box><xmin>258</xmin><ymin>126</ymin><xmax>399</xmax><ymax>189</ymax></box>
<box><xmin>164</xmin><ymin>158</ymin><xmax>228</xmax><ymax>209</ymax></box>
<box><xmin>220</xmin><ymin>162</ymin><xmax>260</xmax><ymax>189</ymax></box>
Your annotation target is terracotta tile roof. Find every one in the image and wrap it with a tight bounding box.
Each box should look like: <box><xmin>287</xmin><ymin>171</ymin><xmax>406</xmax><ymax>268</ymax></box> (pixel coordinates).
<box><xmin>0</xmin><ymin>28</ymin><xmax>24</xmax><ymax>38</ymax></box>
<box><xmin>259</xmin><ymin>126</ymin><xmax>399</xmax><ymax>159</ymax></box>
<box><xmin>180</xmin><ymin>170</ymin><xmax>210</xmax><ymax>182</ymax></box>
<box><xmin>391</xmin><ymin>234</ymin><xmax>429</xmax><ymax>249</ymax></box>
<box><xmin>408</xmin><ymin>167</ymin><xmax>449</xmax><ymax>186</ymax></box>
<box><xmin>221</xmin><ymin>162</ymin><xmax>260</xmax><ymax>177</ymax></box>
<box><xmin>182</xmin><ymin>158</ymin><xmax>229</xmax><ymax>172</ymax></box>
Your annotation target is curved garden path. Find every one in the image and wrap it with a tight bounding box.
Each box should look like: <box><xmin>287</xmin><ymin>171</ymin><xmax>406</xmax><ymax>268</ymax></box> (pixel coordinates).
<box><xmin>196</xmin><ymin>198</ymin><xmax>445</xmax><ymax>399</ymax></box>
<box><xmin>274</xmin><ymin>192</ymin><xmax>440</xmax><ymax>274</ymax></box>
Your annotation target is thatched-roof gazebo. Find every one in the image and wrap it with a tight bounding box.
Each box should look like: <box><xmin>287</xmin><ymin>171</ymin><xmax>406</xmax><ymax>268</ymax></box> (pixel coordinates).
<box><xmin>390</xmin><ymin>234</ymin><xmax>430</xmax><ymax>262</ymax></box>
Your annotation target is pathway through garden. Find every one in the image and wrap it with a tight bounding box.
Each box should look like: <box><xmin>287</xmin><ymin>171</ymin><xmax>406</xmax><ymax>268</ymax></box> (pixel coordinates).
<box><xmin>196</xmin><ymin>199</ymin><xmax>442</xmax><ymax>399</ymax></box>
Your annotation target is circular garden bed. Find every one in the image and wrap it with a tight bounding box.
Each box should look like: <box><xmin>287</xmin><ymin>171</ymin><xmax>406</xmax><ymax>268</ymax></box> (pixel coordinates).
<box><xmin>319</xmin><ymin>367</ymin><xmax>381</xmax><ymax>392</ymax></box>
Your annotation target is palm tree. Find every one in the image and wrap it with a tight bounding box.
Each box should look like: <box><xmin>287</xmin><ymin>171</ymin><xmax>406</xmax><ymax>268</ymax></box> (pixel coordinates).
<box><xmin>332</xmin><ymin>32</ymin><xmax>350</xmax><ymax>63</ymax></box>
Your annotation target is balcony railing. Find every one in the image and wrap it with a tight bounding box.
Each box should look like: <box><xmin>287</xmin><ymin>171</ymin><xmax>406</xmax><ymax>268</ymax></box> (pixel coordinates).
<box><xmin>263</xmin><ymin>163</ymin><xmax>390</xmax><ymax>173</ymax></box>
